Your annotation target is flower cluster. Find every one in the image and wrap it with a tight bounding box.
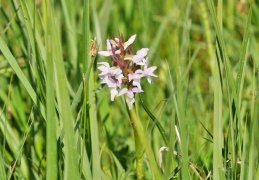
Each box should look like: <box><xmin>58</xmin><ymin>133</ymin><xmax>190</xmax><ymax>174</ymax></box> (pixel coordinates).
<box><xmin>98</xmin><ymin>34</ymin><xmax>157</xmax><ymax>109</ymax></box>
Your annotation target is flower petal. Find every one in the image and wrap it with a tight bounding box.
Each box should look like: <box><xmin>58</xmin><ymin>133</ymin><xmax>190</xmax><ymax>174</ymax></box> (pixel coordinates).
<box><xmin>132</xmin><ymin>80</ymin><xmax>142</xmax><ymax>90</ymax></box>
<box><xmin>132</xmin><ymin>87</ymin><xmax>144</xmax><ymax>93</ymax></box>
<box><xmin>144</xmin><ymin>66</ymin><xmax>158</xmax><ymax>77</ymax></box>
<box><xmin>110</xmin><ymin>88</ymin><xmax>118</xmax><ymax>101</ymax></box>
<box><xmin>136</xmin><ymin>48</ymin><xmax>149</xmax><ymax>56</ymax></box>
<box><xmin>126</xmin><ymin>95</ymin><xmax>135</xmax><ymax>109</ymax></box>
<box><xmin>108</xmin><ymin>39</ymin><xmax>114</xmax><ymax>50</ymax></box>
<box><xmin>132</xmin><ymin>54</ymin><xmax>144</xmax><ymax>63</ymax></box>
<box><xmin>98</xmin><ymin>64</ymin><xmax>110</xmax><ymax>71</ymax></box>
<box><xmin>118</xmin><ymin>88</ymin><xmax>128</xmax><ymax>96</ymax></box>
<box><xmin>110</xmin><ymin>67</ymin><xmax>122</xmax><ymax>75</ymax></box>
<box><xmin>127</xmin><ymin>90</ymin><xmax>134</xmax><ymax>98</ymax></box>
<box><xmin>97</xmin><ymin>62</ymin><xmax>110</xmax><ymax>66</ymax></box>
<box><xmin>124</xmin><ymin>34</ymin><xmax>136</xmax><ymax>49</ymax></box>
<box><xmin>115</xmin><ymin>74</ymin><xmax>124</xmax><ymax>84</ymax></box>
<box><xmin>98</xmin><ymin>51</ymin><xmax>112</xmax><ymax>56</ymax></box>
<box><xmin>147</xmin><ymin>77</ymin><xmax>152</xmax><ymax>84</ymax></box>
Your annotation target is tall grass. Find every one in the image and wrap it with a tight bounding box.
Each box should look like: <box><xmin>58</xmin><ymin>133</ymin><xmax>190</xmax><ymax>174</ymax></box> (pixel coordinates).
<box><xmin>0</xmin><ymin>0</ymin><xmax>258</xmax><ymax>179</ymax></box>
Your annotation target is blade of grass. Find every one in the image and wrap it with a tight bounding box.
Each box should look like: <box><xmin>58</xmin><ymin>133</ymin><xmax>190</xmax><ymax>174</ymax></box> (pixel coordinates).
<box><xmin>247</xmin><ymin>60</ymin><xmax>257</xmax><ymax>180</ymax></box>
<box><xmin>77</xmin><ymin>3</ymin><xmax>93</xmax><ymax>176</ymax></box>
<box><xmin>82</xmin><ymin>0</ymin><xmax>90</xmax><ymax>72</ymax></box>
<box><xmin>82</xmin><ymin>0</ymin><xmax>101</xmax><ymax>178</ymax></box>
<box><xmin>236</xmin><ymin>5</ymin><xmax>252</xmax><ymax>106</ymax></box>
<box><xmin>79</xmin><ymin>79</ymin><xmax>92</xmax><ymax>179</ymax></box>
<box><xmin>89</xmin><ymin>66</ymin><xmax>101</xmax><ymax>179</ymax></box>
<box><xmin>212</xmin><ymin>0</ymin><xmax>224</xmax><ymax>179</ymax></box>
<box><xmin>174</xmin><ymin>28</ymin><xmax>189</xmax><ymax>179</ymax></box>
<box><xmin>213</xmin><ymin>43</ymin><xmax>224</xmax><ymax>179</ymax></box>
<box><xmin>46</xmin><ymin>0</ymin><xmax>80</xmax><ymax>179</ymax></box>
<box><xmin>240</xmin><ymin>118</ymin><xmax>248</xmax><ymax>180</ymax></box>
<box><xmin>139</xmin><ymin>96</ymin><xmax>169</xmax><ymax>146</ymax></box>
<box><xmin>206</xmin><ymin>0</ymin><xmax>241</xmax><ymax>121</ymax></box>
<box><xmin>233</xmin><ymin>5</ymin><xmax>252</xmax><ymax>178</ymax></box>
<box><xmin>45</xmin><ymin>0</ymin><xmax>57</xmax><ymax>179</ymax></box>
<box><xmin>91</xmin><ymin>0</ymin><xmax>101</xmax><ymax>44</ymax></box>
<box><xmin>17</xmin><ymin>0</ymin><xmax>36</xmax><ymax>58</ymax></box>
<box><xmin>7</xmin><ymin>110</ymin><xmax>35</xmax><ymax>179</ymax></box>
<box><xmin>71</xmin><ymin>0</ymin><xmax>95</xmax><ymax>112</ymax></box>
<box><xmin>12</xmin><ymin>0</ymin><xmax>47</xmax><ymax>66</ymax></box>
<box><xmin>0</xmin><ymin>108</ymin><xmax>20</xmax><ymax>158</ymax></box>
<box><xmin>0</xmin><ymin>37</ymin><xmax>46</xmax><ymax>120</ymax></box>
<box><xmin>98</xmin><ymin>0</ymin><xmax>112</xmax><ymax>40</ymax></box>
<box><xmin>0</xmin><ymin>151</ymin><xmax>6</xmax><ymax>179</ymax></box>
<box><xmin>60</xmin><ymin>0</ymin><xmax>78</xmax><ymax>77</ymax></box>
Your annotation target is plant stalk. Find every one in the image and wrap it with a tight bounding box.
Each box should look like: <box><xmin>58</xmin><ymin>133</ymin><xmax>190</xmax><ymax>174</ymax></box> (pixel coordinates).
<box><xmin>127</xmin><ymin>104</ymin><xmax>144</xmax><ymax>180</ymax></box>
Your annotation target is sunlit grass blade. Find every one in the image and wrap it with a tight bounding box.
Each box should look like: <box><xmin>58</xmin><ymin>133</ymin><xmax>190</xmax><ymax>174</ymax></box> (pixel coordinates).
<box><xmin>98</xmin><ymin>0</ymin><xmax>112</xmax><ymax>40</ymax></box>
<box><xmin>7</xmin><ymin>111</ymin><xmax>34</xmax><ymax>179</ymax></box>
<box><xmin>0</xmin><ymin>108</ymin><xmax>20</xmax><ymax>158</ymax></box>
<box><xmin>79</xmin><ymin>1</ymin><xmax>93</xmax><ymax>179</ymax></box>
<box><xmin>0</xmin><ymin>37</ymin><xmax>46</xmax><ymax>119</ymax></box>
<box><xmin>79</xmin><ymin>64</ymin><xmax>91</xmax><ymax>179</ymax></box>
<box><xmin>158</xmin><ymin>61</ymin><xmax>177</xmax><ymax>178</ymax></box>
<box><xmin>60</xmin><ymin>0</ymin><xmax>78</xmax><ymax>79</ymax></box>
<box><xmin>210</xmin><ymin>0</ymin><xmax>224</xmax><ymax>179</ymax></box>
<box><xmin>110</xmin><ymin>151</ymin><xmax>126</xmax><ymax>179</ymax></box>
<box><xmin>14</xmin><ymin>0</ymin><xmax>47</xmax><ymax>63</ymax></box>
<box><xmin>18</xmin><ymin>0</ymin><xmax>37</xmax><ymax>59</ymax></box>
<box><xmin>247</xmin><ymin>63</ymin><xmax>257</xmax><ymax>180</ymax></box>
<box><xmin>236</xmin><ymin>5</ymin><xmax>252</xmax><ymax>104</ymax></box>
<box><xmin>206</xmin><ymin>1</ymin><xmax>253</xmax><ymax>179</ymax></box>
<box><xmin>90</xmin><ymin>0</ymin><xmax>101</xmax><ymax>44</ymax></box>
<box><xmin>82</xmin><ymin>0</ymin><xmax>102</xmax><ymax>178</ymax></box>
<box><xmin>89</xmin><ymin>67</ymin><xmax>101</xmax><ymax>179</ymax></box>
<box><xmin>233</xmin><ymin>5</ymin><xmax>252</xmax><ymax>178</ymax></box>
<box><xmin>71</xmin><ymin>0</ymin><xmax>95</xmax><ymax>113</ymax></box>
<box><xmin>240</xmin><ymin>120</ymin><xmax>248</xmax><ymax>180</ymax></box>
<box><xmin>213</xmin><ymin>42</ymin><xmax>224</xmax><ymax>179</ymax></box>
<box><xmin>0</xmin><ymin>151</ymin><xmax>6</xmax><ymax>179</ymax></box>
<box><xmin>206</xmin><ymin>0</ymin><xmax>241</xmax><ymax>121</ymax></box>
<box><xmin>139</xmin><ymin>95</ymin><xmax>169</xmax><ymax>146</ymax></box>
<box><xmin>45</xmin><ymin>0</ymin><xmax>57</xmax><ymax>179</ymax></box>
<box><xmin>173</xmin><ymin>28</ymin><xmax>189</xmax><ymax>179</ymax></box>
<box><xmin>46</xmin><ymin>1</ymin><xmax>80</xmax><ymax>179</ymax></box>
<box><xmin>198</xmin><ymin>0</ymin><xmax>215</xmax><ymax>73</ymax></box>
<box><xmin>82</xmin><ymin>0</ymin><xmax>90</xmax><ymax>72</ymax></box>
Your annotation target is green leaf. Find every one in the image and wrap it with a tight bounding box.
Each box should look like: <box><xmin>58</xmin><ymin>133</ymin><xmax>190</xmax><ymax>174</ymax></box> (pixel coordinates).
<box><xmin>46</xmin><ymin>1</ymin><xmax>80</xmax><ymax>179</ymax></box>
<box><xmin>46</xmin><ymin>1</ymin><xmax>57</xmax><ymax>179</ymax></box>
<box><xmin>0</xmin><ymin>37</ymin><xmax>46</xmax><ymax>120</ymax></box>
<box><xmin>140</xmin><ymin>95</ymin><xmax>169</xmax><ymax>146</ymax></box>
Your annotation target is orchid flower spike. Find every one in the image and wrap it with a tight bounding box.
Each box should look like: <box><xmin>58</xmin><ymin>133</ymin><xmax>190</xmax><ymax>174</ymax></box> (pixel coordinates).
<box><xmin>97</xmin><ymin>33</ymin><xmax>158</xmax><ymax>109</ymax></box>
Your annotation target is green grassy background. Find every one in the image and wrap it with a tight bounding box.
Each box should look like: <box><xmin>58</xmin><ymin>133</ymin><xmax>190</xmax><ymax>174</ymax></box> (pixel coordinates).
<box><xmin>0</xmin><ymin>0</ymin><xmax>258</xmax><ymax>179</ymax></box>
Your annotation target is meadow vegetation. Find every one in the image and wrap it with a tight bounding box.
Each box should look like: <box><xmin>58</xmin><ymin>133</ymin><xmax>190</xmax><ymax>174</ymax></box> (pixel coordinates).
<box><xmin>0</xmin><ymin>0</ymin><xmax>258</xmax><ymax>179</ymax></box>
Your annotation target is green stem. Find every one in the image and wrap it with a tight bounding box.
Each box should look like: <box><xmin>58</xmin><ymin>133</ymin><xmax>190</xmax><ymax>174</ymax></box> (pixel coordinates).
<box><xmin>127</xmin><ymin>104</ymin><xmax>144</xmax><ymax>180</ymax></box>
